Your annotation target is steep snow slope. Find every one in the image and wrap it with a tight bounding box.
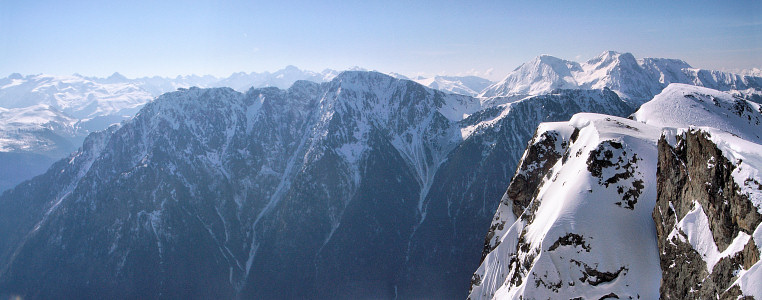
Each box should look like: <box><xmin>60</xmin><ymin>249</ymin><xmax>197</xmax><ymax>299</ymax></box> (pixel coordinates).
<box><xmin>480</xmin><ymin>51</ymin><xmax>762</xmax><ymax>105</ymax></box>
<box><xmin>634</xmin><ymin>83</ymin><xmax>762</xmax><ymax>143</ymax></box>
<box><xmin>470</xmin><ymin>84</ymin><xmax>762</xmax><ymax>299</ymax></box>
<box><xmin>470</xmin><ymin>114</ymin><xmax>663</xmax><ymax>299</ymax></box>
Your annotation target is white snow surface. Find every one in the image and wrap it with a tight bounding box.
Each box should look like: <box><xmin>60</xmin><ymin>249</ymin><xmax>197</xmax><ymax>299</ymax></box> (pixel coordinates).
<box><xmin>634</xmin><ymin>83</ymin><xmax>762</xmax><ymax>144</ymax></box>
<box><xmin>668</xmin><ymin>201</ymin><xmax>751</xmax><ymax>271</ymax></box>
<box><xmin>0</xmin><ymin>104</ymin><xmax>80</xmax><ymax>152</ymax></box>
<box><xmin>471</xmin><ymin>84</ymin><xmax>762</xmax><ymax>299</ymax></box>
<box><xmin>0</xmin><ymin>104</ymin><xmax>76</xmax><ymax>131</ymax></box>
<box><xmin>0</xmin><ymin>74</ymin><xmax>150</xmax><ymax>119</ymax></box>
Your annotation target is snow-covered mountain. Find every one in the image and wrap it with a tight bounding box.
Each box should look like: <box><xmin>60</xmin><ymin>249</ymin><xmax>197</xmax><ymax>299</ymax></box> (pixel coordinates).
<box><xmin>0</xmin><ymin>104</ymin><xmax>79</xmax><ymax>152</ymax></box>
<box><xmin>363</xmin><ymin>72</ymin><xmax>493</xmax><ymax>96</ymax></box>
<box><xmin>0</xmin><ymin>73</ymin><xmax>149</xmax><ymax>127</ymax></box>
<box><xmin>0</xmin><ymin>66</ymin><xmax>343</xmax><ymax>121</ymax></box>
<box><xmin>0</xmin><ymin>104</ymin><xmax>81</xmax><ymax>191</ymax></box>
<box><xmin>0</xmin><ymin>67</ymin><xmax>346</xmax><ymax>192</ymax></box>
<box><xmin>412</xmin><ymin>75</ymin><xmax>494</xmax><ymax>97</ymax></box>
<box><xmin>480</xmin><ymin>51</ymin><xmax>762</xmax><ymax>105</ymax></box>
<box><xmin>213</xmin><ymin>66</ymin><xmax>339</xmax><ymax>91</ymax></box>
<box><xmin>469</xmin><ymin>84</ymin><xmax>762</xmax><ymax>299</ymax></box>
<box><xmin>731</xmin><ymin>68</ymin><xmax>762</xmax><ymax>78</ymax></box>
<box><xmin>0</xmin><ymin>68</ymin><xmax>490</xmax><ymax>193</ymax></box>
<box><xmin>0</xmin><ymin>71</ymin><xmax>635</xmax><ymax>299</ymax></box>
<box><xmin>479</xmin><ymin>55</ymin><xmax>582</xmax><ymax>98</ymax></box>
<box><xmin>0</xmin><ymin>73</ymin><xmax>151</xmax><ymax>191</ymax></box>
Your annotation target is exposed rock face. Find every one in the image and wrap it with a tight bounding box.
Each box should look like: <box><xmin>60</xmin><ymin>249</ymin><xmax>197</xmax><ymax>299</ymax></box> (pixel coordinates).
<box><xmin>654</xmin><ymin>129</ymin><xmax>762</xmax><ymax>299</ymax></box>
<box><xmin>480</xmin><ymin>126</ymin><xmax>570</xmax><ymax>262</ymax></box>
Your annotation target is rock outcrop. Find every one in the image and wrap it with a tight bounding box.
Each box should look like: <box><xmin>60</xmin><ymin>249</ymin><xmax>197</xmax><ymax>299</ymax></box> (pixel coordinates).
<box><xmin>654</xmin><ymin>129</ymin><xmax>762</xmax><ymax>299</ymax></box>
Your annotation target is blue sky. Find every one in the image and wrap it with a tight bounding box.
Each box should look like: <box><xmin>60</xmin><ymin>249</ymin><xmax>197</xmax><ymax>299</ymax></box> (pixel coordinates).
<box><xmin>1</xmin><ymin>0</ymin><xmax>760</xmax><ymax>80</ymax></box>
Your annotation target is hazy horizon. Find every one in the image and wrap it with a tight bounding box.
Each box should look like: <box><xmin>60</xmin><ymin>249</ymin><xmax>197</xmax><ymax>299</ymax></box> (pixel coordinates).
<box><xmin>1</xmin><ymin>0</ymin><xmax>760</xmax><ymax>81</ymax></box>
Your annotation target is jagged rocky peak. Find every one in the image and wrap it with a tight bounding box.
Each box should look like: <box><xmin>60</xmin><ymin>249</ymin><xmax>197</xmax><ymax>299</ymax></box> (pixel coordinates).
<box><xmin>470</xmin><ymin>84</ymin><xmax>762</xmax><ymax>299</ymax></box>
<box><xmin>639</xmin><ymin>84</ymin><xmax>762</xmax><ymax>298</ymax></box>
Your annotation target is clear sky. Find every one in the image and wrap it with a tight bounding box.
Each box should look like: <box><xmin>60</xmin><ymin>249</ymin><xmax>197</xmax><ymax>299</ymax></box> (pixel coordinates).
<box><xmin>1</xmin><ymin>0</ymin><xmax>760</xmax><ymax>80</ymax></box>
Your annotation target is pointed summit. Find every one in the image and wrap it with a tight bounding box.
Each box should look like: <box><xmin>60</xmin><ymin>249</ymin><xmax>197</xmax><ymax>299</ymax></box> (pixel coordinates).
<box><xmin>479</xmin><ymin>55</ymin><xmax>580</xmax><ymax>98</ymax></box>
<box><xmin>102</xmin><ymin>72</ymin><xmax>129</xmax><ymax>83</ymax></box>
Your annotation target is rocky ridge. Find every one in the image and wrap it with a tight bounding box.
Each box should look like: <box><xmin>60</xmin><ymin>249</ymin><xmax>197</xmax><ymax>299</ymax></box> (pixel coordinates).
<box><xmin>470</xmin><ymin>84</ymin><xmax>762</xmax><ymax>299</ymax></box>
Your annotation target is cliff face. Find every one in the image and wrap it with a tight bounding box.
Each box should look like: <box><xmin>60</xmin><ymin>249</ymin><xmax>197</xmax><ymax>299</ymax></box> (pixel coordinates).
<box><xmin>478</xmin><ymin>124</ymin><xmax>571</xmax><ymax>264</ymax></box>
<box><xmin>654</xmin><ymin>129</ymin><xmax>762</xmax><ymax>299</ymax></box>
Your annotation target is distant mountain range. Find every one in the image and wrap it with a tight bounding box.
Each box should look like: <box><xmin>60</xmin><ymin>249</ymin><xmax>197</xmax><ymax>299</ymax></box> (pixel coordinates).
<box><xmin>0</xmin><ymin>71</ymin><xmax>635</xmax><ymax>298</ymax></box>
<box><xmin>481</xmin><ymin>51</ymin><xmax>762</xmax><ymax>105</ymax></box>
<box><xmin>0</xmin><ymin>67</ymin><xmax>492</xmax><ymax>191</ymax></box>
<box><xmin>1</xmin><ymin>51</ymin><xmax>762</xmax><ymax>299</ymax></box>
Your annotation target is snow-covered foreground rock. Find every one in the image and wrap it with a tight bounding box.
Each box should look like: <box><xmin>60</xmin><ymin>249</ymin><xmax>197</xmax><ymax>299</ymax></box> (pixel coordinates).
<box><xmin>470</xmin><ymin>84</ymin><xmax>762</xmax><ymax>299</ymax></box>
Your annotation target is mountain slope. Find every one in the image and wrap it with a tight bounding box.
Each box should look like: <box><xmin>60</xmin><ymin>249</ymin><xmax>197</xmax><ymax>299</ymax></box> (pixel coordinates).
<box><xmin>479</xmin><ymin>55</ymin><xmax>581</xmax><ymax>98</ymax></box>
<box><xmin>0</xmin><ymin>72</ymin><xmax>636</xmax><ymax>299</ymax></box>
<box><xmin>469</xmin><ymin>84</ymin><xmax>762</xmax><ymax>299</ymax></box>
